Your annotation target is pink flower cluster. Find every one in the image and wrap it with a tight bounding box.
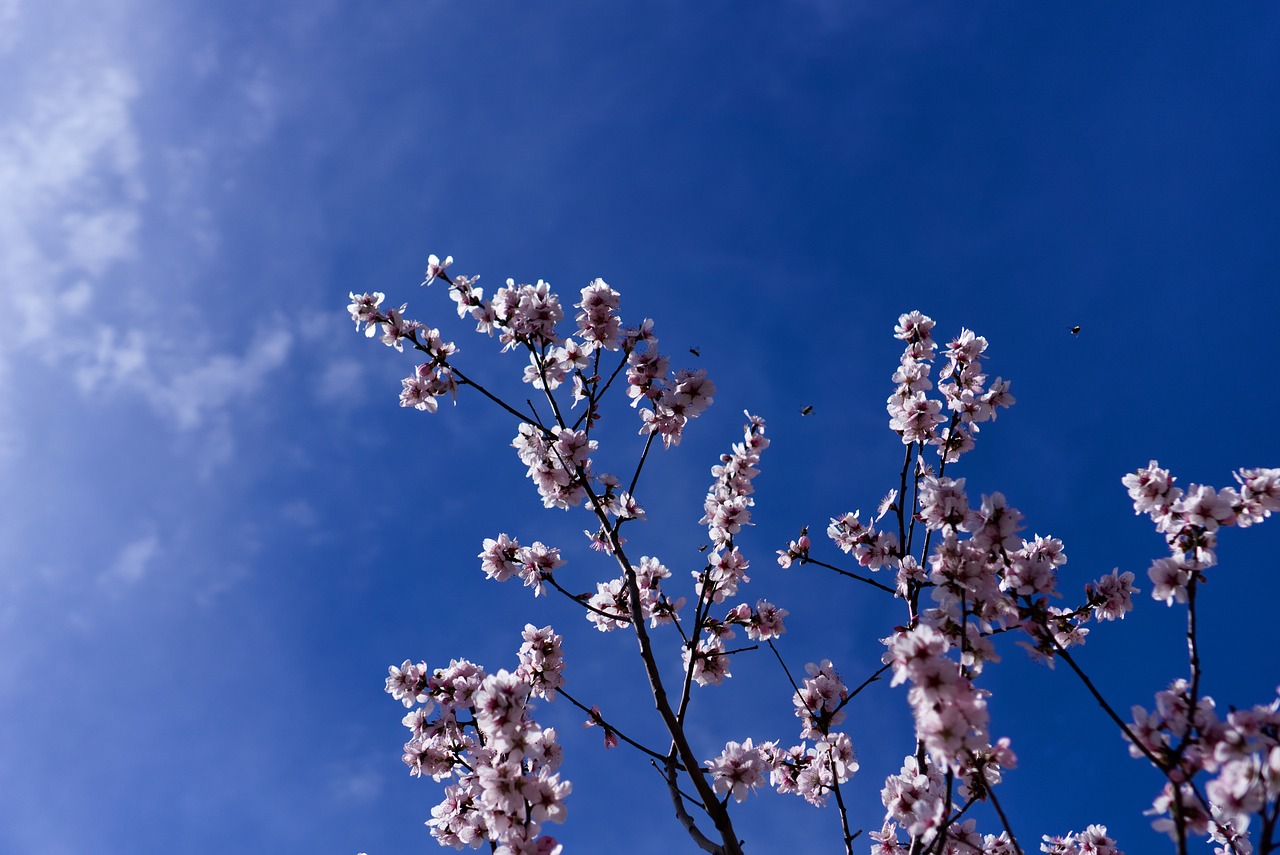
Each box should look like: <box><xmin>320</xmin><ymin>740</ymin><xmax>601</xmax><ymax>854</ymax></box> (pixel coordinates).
<box><xmin>1040</xmin><ymin>825</ymin><xmax>1123</xmax><ymax>855</ymax></box>
<box><xmin>871</xmin><ymin>817</ymin><xmax>1017</xmax><ymax>855</ymax></box>
<box><xmin>386</xmin><ymin>630</ymin><xmax>570</xmax><ymax>854</ymax></box>
<box><xmin>348</xmin><ymin>290</ymin><xmax>460</xmax><ymax>413</ymax></box>
<box><xmin>704</xmin><ymin>730</ymin><xmax>858</xmax><ymax>809</ymax></box>
<box><xmin>765</xmin><ymin>731</ymin><xmax>858</xmax><ymax>807</ymax></box>
<box><xmin>574</xmin><ymin>279</ymin><xmax>622</xmax><ymax>349</ymax></box>
<box><xmin>723</xmin><ymin>598</ymin><xmax>788</xmax><ymax>641</ymax></box>
<box><xmin>826</xmin><ymin>509</ymin><xmax>898</xmax><ymax>572</ymax></box>
<box><xmin>704</xmin><ymin>657</ymin><xmax>856</xmax><ymax>813</ymax></box>
<box><xmin>791</xmin><ymin>310</ymin><xmax>1159</xmax><ymax>850</ymax></box>
<box><xmin>875</xmin><ymin>751</ymin><xmax>1024</xmax><ymax>853</ymax></box>
<box><xmin>1124</xmin><ymin>680</ymin><xmax>1280</xmax><ymax>852</ymax></box>
<box><xmin>884</xmin><ymin>622</ymin><xmax>994</xmax><ymax>767</ymax></box>
<box><xmin>618</xmin><ymin>327</ymin><xmax>716</xmax><ymax>449</ymax></box>
<box><xmin>700</xmin><ymin>414</ymin><xmax>768</xmax><ymax>548</ymax></box>
<box><xmin>355</xmin><ymin>258</ymin><xmax>1279</xmax><ymax>854</ymax></box>
<box><xmin>879</xmin><ymin>756</ymin><xmax>947</xmax><ymax>840</ymax></box>
<box><xmin>381</xmin><ymin>259</ymin><xmax>730</xmax><ymax>499</ymax></box>
<box><xmin>584</xmin><ymin>555</ymin><xmax>685</xmax><ymax>632</ymax></box>
<box><xmin>511</xmin><ymin>424</ymin><xmax>598</xmax><ymax>510</ymax></box>
<box><xmin>886</xmin><ymin>311</ymin><xmax>1014</xmax><ymax>461</ymax></box>
<box><xmin>1124</xmin><ymin>461</ymin><xmax>1280</xmax><ymax>604</ymax></box>
<box><xmin>479</xmin><ymin>534</ymin><xmax>565</xmax><ymax>596</ymax></box>
<box><xmin>679</xmin><ymin>416</ymin><xmax>790</xmax><ymax>689</ymax></box>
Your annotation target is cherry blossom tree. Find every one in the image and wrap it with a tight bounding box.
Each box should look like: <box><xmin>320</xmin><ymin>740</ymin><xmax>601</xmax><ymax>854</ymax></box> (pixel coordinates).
<box><xmin>349</xmin><ymin>255</ymin><xmax>1279</xmax><ymax>855</ymax></box>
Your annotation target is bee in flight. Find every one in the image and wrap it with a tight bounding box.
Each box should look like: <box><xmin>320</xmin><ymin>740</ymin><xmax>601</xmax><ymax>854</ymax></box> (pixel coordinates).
<box><xmin>689</xmin><ymin>346</ymin><xmax>701</xmax><ymax>357</ymax></box>
<box><xmin>1070</xmin><ymin>325</ymin><xmax>1081</xmax><ymax>336</ymax></box>
<box><xmin>800</xmin><ymin>405</ymin><xmax>814</xmax><ymax>416</ymax></box>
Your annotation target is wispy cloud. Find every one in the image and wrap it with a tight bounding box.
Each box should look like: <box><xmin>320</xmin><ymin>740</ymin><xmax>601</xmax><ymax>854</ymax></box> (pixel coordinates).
<box><xmin>1</xmin><ymin>62</ymin><xmax>142</xmax><ymax>344</ymax></box>
<box><xmin>0</xmin><ymin>0</ymin><xmax>19</xmax><ymax>55</ymax></box>
<box><xmin>0</xmin><ymin>1</ymin><xmax>297</xmax><ymax>466</ymax></box>
<box><xmin>102</xmin><ymin>533</ymin><xmax>160</xmax><ymax>586</ymax></box>
<box><xmin>140</xmin><ymin>324</ymin><xmax>294</xmax><ymax>430</ymax></box>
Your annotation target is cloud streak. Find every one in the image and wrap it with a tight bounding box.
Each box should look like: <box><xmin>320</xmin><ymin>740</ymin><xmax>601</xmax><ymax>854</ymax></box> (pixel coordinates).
<box><xmin>103</xmin><ymin>533</ymin><xmax>160</xmax><ymax>586</ymax></box>
<box><xmin>0</xmin><ymin>1</ymin><xmax>295</xmax><ymax>461</ymax></box>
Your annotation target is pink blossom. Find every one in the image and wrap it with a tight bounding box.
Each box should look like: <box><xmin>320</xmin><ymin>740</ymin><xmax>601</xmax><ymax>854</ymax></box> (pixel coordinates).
<box><xmin>793</xmin><ymin>659</ymin><xmax>848</xmax><ymax>738</ymax></box>
<box><xmin>516</xmin><ymin>624</ymin><xmax>566</xmax><ymax>701</ymax></box>
<box><xmin>888</xmin><ymin>390</ymin><xmax>946</xmax><ymax>444</ymax></box>
<box><xmin>705</xmin><ymin>738</ymin><xmax>768</xmax><ymax>803</ymax></box>
<box><xmin>638</xmin><ymin>403</ymin><xmax>687</xmax><ymax>448</ymax></box>
<box><xmin>1148</xmin><ymin>556</ymin><xmax>1192</xmax><ymax>605</ymax></box>
<box><xmin>585</xmin><ymin>578</ymin><xmax>631</xmax><ymax>632</ymax></box>
<box><xmin>982</xmin><ymin>376</ymin><xmax>1015</xmax><ymax>411</ymax></box>
<box><xmin>869</xmin><ymin>821</ymin><xmax>907</xmax><ymax>855</ymax></box>
<box><xmin>1088</xmin><ymin>569</ymin><xmax>1138</xmax><ymax>621</ymax></box>
<box><xmin>402</xmin><ymin>734</ymin><xmax>457</xmax><ymax>781</ymax></box>
<box><xmin>1235</xmin><ymin>466</ymin><xmax>1280</xmax><ymax>525</ymax></box>
<box><xmin>1123</xmin><ymin>460</ymin><xmax>1181</xmax><ymax>521</ymax></box>
<box><xmin>1040</xmin><ymin>823</ymin><xmax>1123</xmax><ymax>854</ymax></box>
<box><xmin>891</xmin><ymin>357</ymin><xmax>933</xmax><ymax>393</ymax></box>
<box><xmin>493</xmin><ymin>279</ymin><xmax>564</xmax><ymax>349</ymax></box>
<box><xmin>422</xmin><ymin>253</ymin><xmax>453</xmax><ymax>285</ymax></box>
<box><xmin>625</xmin><ymin>347</ymin><xmax>669</xmax><ymax>406</ymax></box>
<box><xmin>893</xmin><ymin>310</ymin><xmax>937</xmax><ymax>359</ymax></box>
<box><xmin>431</xmin><ymin>659</ymin><xmax>486</xmax><ymax>711</ymax></box>
<box><xmin>746</xmin><ymin>599</ymin><xmax>788</xmax><ymax>640</ymax></box>
<box><xmin>428</xmin><ymin>778</ymin><xmax>488</xmax><ymax>848</ymax></box>
<box><xmin>945</xmin><ymin>327</ymin><xmax>988</xmax><ymax>363</ymax></box>
<box><xmin>685</xmin><ymin>636</ymin><xmax>731</xmax><ymax>686</ymax></box>
<box><xmin>575</xmin><ymin>278</ymin><xmax>622</xmax><ymax>349</ymax></box>
<box><xmin>480</xmin><ymin>534</ymin><xmax>522</xmax><ymax>582</ymax></box>
<box><xmin>583</xmin><ymin>705</ymin><xmax>619</xmax><ymax>749</ymax></box>
<box><xmin>935</xmin><ymin>424</ymin><xmax>975</xmax><ymax>462</ymax></box>
<box><xmin>700</xmin><ymin>414</ymin><xmax>767</xmax><ymax>546</ymax></box>
<box><xmin>881</xmin><ymin>756</ymin><xmax>946</xmax><ymax>838</ymax></box>
<box><xmin>386</xmin><ymin>659</ymin><xmax>430</xmax><ymax>709</ymax></box>
<box><xmin>1174</xmin><ymin>483</ymin><xmax>1239</xmax><ymax>532</ymax></box>
<box><xmin>662</xmin><ymin>368</ymin><xmax>716</xmax><ymax>419</ymax></box>
<box><xmin>521</xmin><ymin>768</ymin><xmax>571</xmax><ymax>826</ymax></box>
<box><xmin>700</xmin><ymin>546</ymin><xmax>750</xmax><ymax>602</ymax></box>
<box><xmin>347</xmin><ymin>291</ymin><xmax>384</xmax><ymax>332</ymax></box>
<box><xmin>378</xmin><ymin>304</ymin><xmax>421</xmax><ymax>352</ymax></box>
<box><xmin>969</xmin><ymin>491</ymin><xmax>1025</xmax><ymax>552</ymax></box>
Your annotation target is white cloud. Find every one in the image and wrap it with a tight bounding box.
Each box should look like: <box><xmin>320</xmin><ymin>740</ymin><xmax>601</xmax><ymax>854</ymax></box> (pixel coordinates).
<box><xmin>0</xmin><ymin>64</ymin><xmax>141</xmax><ymax>340</ymax></box>
<box><xmin>0</xmin><ymin>0</ymin><xmax>21</xmax><ymax>56</ymax></box>
<box><xmin>326</xmin><ymin>759</ymin><xmax>385</xmax><ymax>806</ymax></box>
<box><xmin>280</xmin><ymin>499</ymin><xmax>318</xmax><ymax>528</ymax></box>
<box><xmin>316</xmin><ymin>357</ymin><xmax>371</xmax><ymax>409</ymax></box>
<box><xmin>146</xmin><ymin>325</ymin><xmax>294</xmax><ymax>430</ymax></box>
<box><xmin>103</xmin><ymin>534</ymin><xmax>160</xmax><ymax>586</ymax></box>
<box><xmin>0</xmin><ymin>0</ymin><xmax>295</xmax><ymax>461</ymax></box>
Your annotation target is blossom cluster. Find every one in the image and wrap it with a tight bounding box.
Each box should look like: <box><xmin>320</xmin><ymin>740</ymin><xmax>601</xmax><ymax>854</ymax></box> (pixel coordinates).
<box><xmin>584</xmin><ymin>554</ymin><xmax>685</xmax><ymax>632</ymax></box>
<box><xmin>1039</xmin><ymin>825</ymin><xmax>1124</xmax><ymax>855</ymax></box>
<box><xmin>1115</xmin><ymin>462</ymin><xmax>1280</xmax><ymax>849</ymax></box>
<box><xmin>385</xmin><ymin>628</ymin><xmax>570</xmax><ymax>854</ymax></box>
<box><xmin>511</xmin><ymin>423</ymin><xmax>598</xmax><ymax>510</ymax></box>
<box><xmin>355</xmin><ymin>256</ymin><xmax>1278</xmax><ymax>855</ymax></box>
<box><xmin>678</xmin><ymin>416</ymin><xmax>788</xmax><ymax>688</ymax></box>
<box><xmin>700</xmin><ymin>414</ymin><xmax>768</xmax><ymax>548</ymax></box>
<box><xmin>778</xmin><ymin>312</ymin><xmax>1153</xmax><ymax>851</ymax></box>
<box><xmin>703</xmin><ymin>730</ymin><xmax>858</xmax><ymax>809</ymax></box>
<box><xmin>348</xmin><ymin>290</ymin><xmax>460</xmax><ymax>413</ymax></box>
<box><xmin>479</xmin><ymin>534</ymin><xmax>565</xmax><ymax>596</ymax></box>
<box><xmin>871</xmin><ymin>816</ymin><xmax>1018</xmax><ymax>855</ymax></box>
<box><xmin>1124</xmin><ymin>682</ymin><xmax>1280</xmax><ymax>852</ymax></box>
<box><xmin>886</xmin><ymin>311</ymin><xmax>1014</xmax><ymax>462</ymax></box>
<box><xmin>1124</xmin><ymin>461</ymin><xmax>1280</xmax><ymax>604</ymax></box>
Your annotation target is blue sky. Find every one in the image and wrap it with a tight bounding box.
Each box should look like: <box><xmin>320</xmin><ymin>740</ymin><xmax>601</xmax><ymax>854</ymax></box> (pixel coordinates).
<box><xmin>3</xmin><ymin>2</ymin><xmax>1279</xmax><ymax>853</ymax></box>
